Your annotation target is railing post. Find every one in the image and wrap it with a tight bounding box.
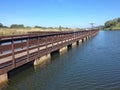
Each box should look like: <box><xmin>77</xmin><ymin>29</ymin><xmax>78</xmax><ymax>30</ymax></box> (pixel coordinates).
<box><xmin>37</xmin><ymin>36</ymin><xmax>40</xmax><ymax>58</ymax></box>
<box><xmin>57</xmin><ymin>35</ymin><xmax>59</xmax><ymax>47</ymax></box>
<box><xmin>27</xmin><ymin>37</ymin><xmax>29</xmax><ymax>62</ymax></box>
<box><xmin>21</xmin><ymin>40</ymin><xmax>23</xmax><ymax>49</ymax></box>
<box><xmin>59</xmin><ymin>35</ymin><xmax>61</xmax><ymax>47</ymax></box>
<box><xmin>90</xmin><ymin>30</ymin><xmax>91</xmax><ymax>36</ymax></box>
<box><xmin>52</xmin><ymin>36</ymin><xmax>54</xmax><ymax>47</ymax></box>
<box><xmin>0</xmin><ymin>38</ymin><xmax>2</xmax><ymax>54</ymax></box>
<box><xmin>62</xmin><ymin>35</ymin><xmax>65</xmax><ymax>47</ymax></box>
<box><xmin>45</xmin><ymin>37</ymin><xmax>48</xmax><ymax>54</ymax></box>
<box><xmin>69</xmin><ymin>34</ymin><xmax>71</xmax><ymax>43</ymax></box>
<box><xmin>11</xmin><ymin>38</ymin><xmax>15</xmax><ymax>68</ymax></box>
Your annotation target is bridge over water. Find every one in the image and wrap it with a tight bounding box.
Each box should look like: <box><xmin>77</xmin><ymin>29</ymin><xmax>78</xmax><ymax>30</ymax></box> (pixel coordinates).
<box><xmin>0</xmin><ymin>30</ymin><xmax>99</xmax><ymax>84</ymax></box>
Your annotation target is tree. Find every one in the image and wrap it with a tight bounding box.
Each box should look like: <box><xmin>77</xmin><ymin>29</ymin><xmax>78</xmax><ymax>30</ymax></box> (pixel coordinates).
<box><xmin>0</xmin><ymin>23</ymin><xmax>3</xmax><ymax>28</ymax></box>
<box><xmin>105</xmin><ymin>20</ymin><xmax>112</xmax><ymax>28</ymax></box>
<box><xmin>26</xmin><ymin>26</ymin><xmax>31</xmax><ymax>28</ymax></box>
<box><xmin>34</xmin><ymin>26</ymin><xmax>42</xmax><ymax>28</ymax></box>
<box><xmin>117</xmin><ymin>18</ymin><xmax>120</xmax><ymax>23</ymax></box>
<box><xmin>104</xmin><ymin>20</ymin><xmax>116</xmax><ymax>28</ymax></box>
<box><xmin>104</xmin><ymin>17</ymin><xmax>120</xmax><ymax>30</ymax></box>
<box><xmin>59</xmin><ymin>26</ymin><xmax>62</xmax><ymax>31</ymax></box>
<box><xmin>3</xmin><ymin>26</ymin><xmax>8</xmax><ymax>28</ymax></box>
<box><xmin>10</xmin><ymin>24</ymin><xmax>24</xmax><ymax>28</ymax></box>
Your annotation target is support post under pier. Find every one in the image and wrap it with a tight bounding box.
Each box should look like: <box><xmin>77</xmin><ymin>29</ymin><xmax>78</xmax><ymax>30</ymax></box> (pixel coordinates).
<box><xmin>76</xmin><ymin>41</ymin><xmax>79</xmax><ymax>45</ymax></box>
<box><xmin>34</xmin><ymin>54</ymin><xmax>51</xmax><ymax>66</ymax></box>
<box><xmin>72</xmin><ymin>42</ymin><xmax>77</xmax><ymax>47</ymax></box>
<box><xmin>0</xmin><ymin>73</ymin><xmax>8</xmax><ymax>85</ymax></box>
<box><xmin>60</xmin><ymin>46</ymin><xmax>68</xmax><ymax>54</ymax></box>
<box><xmin>67</xmin><ymin>44</ymin><xmax>72</xmax><ymax>49</ymax></box>
<box><xmin>82</xmin><ymin>38</ymin><xmax>84</xmax><ymax>43</ymax></box>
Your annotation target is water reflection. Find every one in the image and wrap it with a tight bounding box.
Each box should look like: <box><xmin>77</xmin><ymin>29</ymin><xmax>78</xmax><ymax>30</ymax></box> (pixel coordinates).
<box><xmin>0</xmin><ymin>81</ymin><xmax>8</xmax><ymax>90</ymax></box>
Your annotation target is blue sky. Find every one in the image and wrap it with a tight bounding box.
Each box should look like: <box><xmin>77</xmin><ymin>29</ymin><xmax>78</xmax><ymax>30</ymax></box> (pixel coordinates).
<box><xmin>0</xmin><ymin>0</ymin><xmax>120</xmax><ymax>28</ymax></box>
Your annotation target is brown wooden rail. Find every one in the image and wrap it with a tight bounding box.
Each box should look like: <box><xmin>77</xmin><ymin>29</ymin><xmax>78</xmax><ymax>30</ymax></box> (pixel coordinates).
<box><xmin>0</xmin><ymin>30</ymin><xmax>99</xmax><ymax>75</ymax></box>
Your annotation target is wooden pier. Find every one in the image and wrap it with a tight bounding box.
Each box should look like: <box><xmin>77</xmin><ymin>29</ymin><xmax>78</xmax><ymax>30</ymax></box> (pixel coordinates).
<box><xmin>0</xmin><ymin>30</ymin><xmax>99</xmax><ymax>84</ymax></box>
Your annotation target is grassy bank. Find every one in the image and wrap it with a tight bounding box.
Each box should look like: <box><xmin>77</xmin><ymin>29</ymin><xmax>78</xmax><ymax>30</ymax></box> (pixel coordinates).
<box><xmin>111</xmin><ymin>27</ymin><xmax>120</xmax><ymax>30</ymax></box>
<box><xmin>0</xmin><ymin>28</ymin><xmax>75</xmax><ymax>36</ymax></box>
<box><xmin>104</xmin><ymin>26</ymin><xmax>120</xmax><ymax>30</ymax></box>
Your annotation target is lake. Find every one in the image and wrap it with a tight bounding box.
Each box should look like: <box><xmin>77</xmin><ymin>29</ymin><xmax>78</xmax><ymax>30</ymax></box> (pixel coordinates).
<box><xmin>2</xmin><ymin>30</ymin><xmax>120</xmax><ymax>90</ymax></box>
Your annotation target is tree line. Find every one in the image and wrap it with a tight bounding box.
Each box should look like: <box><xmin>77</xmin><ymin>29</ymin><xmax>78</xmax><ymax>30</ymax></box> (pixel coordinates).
<box><xmin>0</xmin><ymin>23</ymin><xmax>25</xmax><ymax>28</ymax></box>
<box><xmin>104</xmin><ymin>17</ymin><xmax>120</xmax><ymax>30</ymax></box>
<box><xmin>0</xmin><ymin>23</ymin><xmax>70</xmax><ymax>30</ymax></box>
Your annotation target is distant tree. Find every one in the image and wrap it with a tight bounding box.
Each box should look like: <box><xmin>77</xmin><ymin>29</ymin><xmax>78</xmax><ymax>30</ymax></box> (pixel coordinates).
<box><xmin>10</xmin><ymin>24</ymin><xmax>24</xmax><ymax>28</ymax></box>
<box><xmin>104</xmin><ymin>17</ymin><xmax>120</xmax><ymax>30</ymax></box>
<box><xmin>117</xmin><ymin>18</ymin><xmax>120</xmax><ymax>23</ymax></box>
<box><xmin>3</xmin><ymin>26</ymin><xmax>8</xmax><ymax>28</ymax></box>
<box><xmin>34</xmin><ymin>26</ymin><xmax>42</xmax><ymax>28</ymax></box>
<box><xmin>0</xmin><ymin>23</ymin><xmax>3</xmax><ymax>28</ymax></box>
<box><xmin>97</xmin><ymin>25</ymin><xmax>104</xmax><ymax>30</ymax></box>
<box><xmin>104</xmin><ymin>20</ymin><xmax>116</xmax><ymax>28</ymax></box>
<box><xmin>59</xmin><ymin>26</ymin><xmax>62</xmax><ymax>31</ymax></box>
<box><xmin>48</xmin><ymin>27</ymin><xmax>53</xmax><ymax>29</ymax></box>
<box><xmin>26</xmin><ymin>26</ymin><xmax>31</xmax><ymax>28</ymax></box>
<box><xmin>19</xmin><ymin>24</ymin><xmax>24</xmax><ymax>28</ymax></box>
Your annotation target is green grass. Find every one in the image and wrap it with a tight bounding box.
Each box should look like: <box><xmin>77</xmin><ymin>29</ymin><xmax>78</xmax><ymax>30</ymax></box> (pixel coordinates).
<box><xmin>111</xmin><ymin>27</ymin><xmax>120</xmax><ymax>30</ymax></box>
<box><xmin>104</xmin><ymin>26</ymin><xmax>120</xmax><ymax>30</ymax></box>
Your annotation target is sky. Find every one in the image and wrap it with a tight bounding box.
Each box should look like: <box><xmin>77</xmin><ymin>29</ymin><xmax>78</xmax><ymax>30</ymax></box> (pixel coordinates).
<box><xmin>0</xmin><ymin>0</ymin><xmax>120</xmax><ymax>28</ymax></box>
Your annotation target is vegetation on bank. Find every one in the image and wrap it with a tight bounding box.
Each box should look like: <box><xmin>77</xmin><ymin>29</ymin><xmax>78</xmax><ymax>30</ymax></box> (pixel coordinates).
<box><xmin>0</xmin><ymin>23</ymin><xmax>81</xmax><ymax>36</ymax></box>
<box><xmin>104</xmin><ymin>17</ymin><xmax>120</xmax><ymax>30</ymax></box>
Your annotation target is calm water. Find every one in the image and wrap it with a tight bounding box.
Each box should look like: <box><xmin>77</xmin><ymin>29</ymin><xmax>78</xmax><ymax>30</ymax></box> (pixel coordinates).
<box><xmin>2</xmin><ymin>30</ymin><xmax>120</xmax><ymax>90</ymax></box>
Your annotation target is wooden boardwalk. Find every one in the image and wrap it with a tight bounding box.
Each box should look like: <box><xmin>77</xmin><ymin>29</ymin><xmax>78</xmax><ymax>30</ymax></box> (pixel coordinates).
<box><xmin>0</xmin><ymin>30</ymin><xmax>99</xmax><ymax>81</ymax></box>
